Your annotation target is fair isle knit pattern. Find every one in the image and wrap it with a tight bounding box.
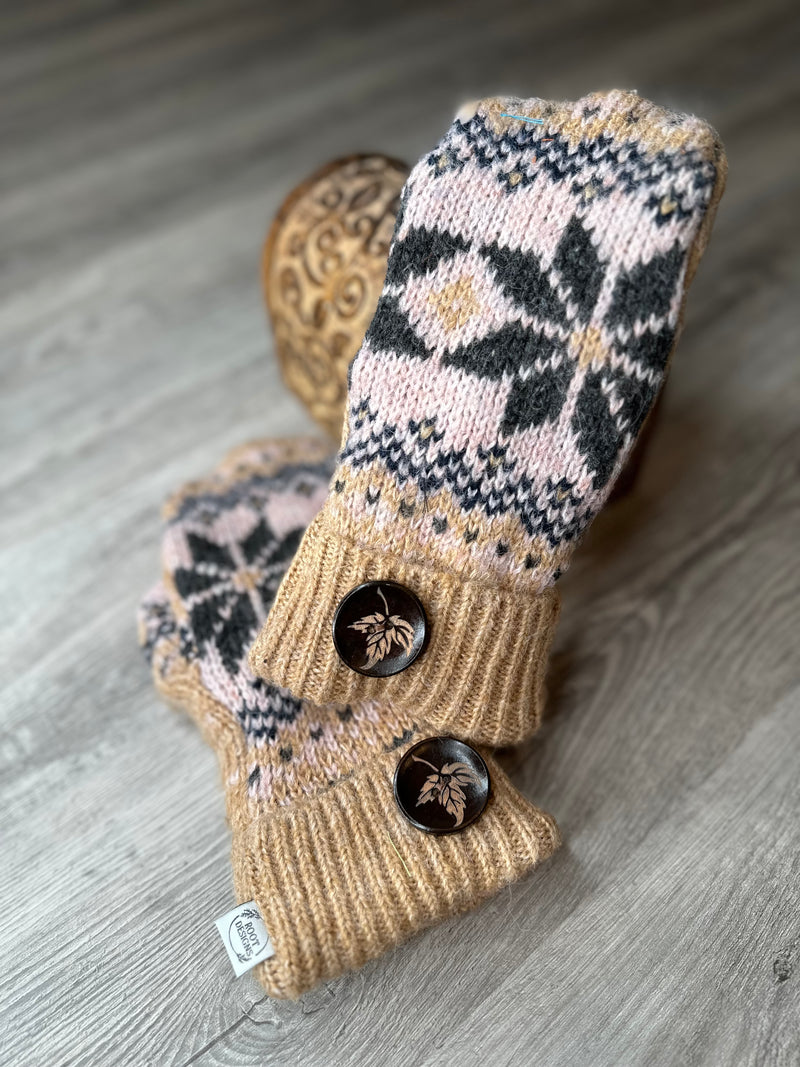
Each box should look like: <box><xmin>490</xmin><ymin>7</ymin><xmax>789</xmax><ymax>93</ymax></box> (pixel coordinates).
<box><xmin>250</xmin><ymin>90</ymin><xmax>726</xmax><ymax>745</ymax></box>
<box><xmin>352</xmin><ymin>92</ymin><xmax>723</xmax><ymax>570</ymax></box>
<box><xmin>139</xmin><ymin>582</ymin><xmax>406</xmax><ymax>808</ymax></box>
<box><xmin>151</xmin><ymin>438</ymin><xmax>413</xmax><ymax>805</ymax></box>
<box><xmin>139</xmin><ymin>438</ymin><xmax>559</xmax><ymax>999</ymax></box>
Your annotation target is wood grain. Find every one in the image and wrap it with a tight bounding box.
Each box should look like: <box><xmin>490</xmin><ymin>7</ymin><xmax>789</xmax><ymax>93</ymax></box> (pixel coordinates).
<box><xmin>0</xmin><ymin>1</ymin><xmax>798</xmax><ymax>1064</ymax></box>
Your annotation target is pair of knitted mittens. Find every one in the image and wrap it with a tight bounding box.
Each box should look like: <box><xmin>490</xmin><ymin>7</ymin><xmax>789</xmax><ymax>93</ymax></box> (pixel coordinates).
<box><xmin>139</xmin><ymin>439</ymin><xmax>559</xmax><ymax>1000</ymax></box>
<box><xmin>250</xmin><ymin>89</ymin><xmax>726</xmax><ymax>745</ymax></box>
<box><xmin>141</xmin><ymin>89</ymin><xmax>725</xmax><ymax>999</ymax></box>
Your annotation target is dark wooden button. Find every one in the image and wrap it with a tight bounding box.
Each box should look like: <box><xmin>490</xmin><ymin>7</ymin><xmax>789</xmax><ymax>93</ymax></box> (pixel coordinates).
<box><xmin>332</xmin><ymin>580</ymin><xmax>426</xmax><ymax>677</ymax></box>
<box><xmin>393</xmin><ymin>737</ymin><xmax>490</xmax><ymax>834</ymax></box>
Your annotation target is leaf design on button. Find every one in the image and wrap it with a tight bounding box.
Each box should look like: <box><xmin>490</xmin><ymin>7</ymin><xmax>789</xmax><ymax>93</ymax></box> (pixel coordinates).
<box><xmin>348</xmin><ymin>586</ymin><xmax>416</xmax><ymax>669</ymax></box>
<box><xmin>412</xmin><ymin>757</ymin><xmax>481</xmax><ymax>827</ymax></box>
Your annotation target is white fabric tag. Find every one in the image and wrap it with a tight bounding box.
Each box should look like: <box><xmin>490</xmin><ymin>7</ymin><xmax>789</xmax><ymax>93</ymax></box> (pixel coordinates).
<box><xmin>214</xmin><ymin>900</ymin><xmax>275</xmax><ymax>976</ymax></box>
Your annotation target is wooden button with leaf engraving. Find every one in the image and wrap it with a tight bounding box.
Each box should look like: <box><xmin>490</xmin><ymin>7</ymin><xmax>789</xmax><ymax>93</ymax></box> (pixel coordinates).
<box><xmin>332</xmin><ymin>580</ymin><xmax>426</xmax><ymax>677</ymax></box>
<box><xmin>394</xmin><ymin>737</ymin><xmax>490</xmax><ymax>834</ymax></box>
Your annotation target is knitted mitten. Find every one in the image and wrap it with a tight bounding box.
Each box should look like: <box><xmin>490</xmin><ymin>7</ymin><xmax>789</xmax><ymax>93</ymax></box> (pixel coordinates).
<box><xmin>139</xmin><ymin>438</ymin><xmax>558</xmax><ymax>999</ymax></box>
<box><xmin>249</xmin><ymin>89</ymin><xmax>727</xmax><ymax>745</ymax></box>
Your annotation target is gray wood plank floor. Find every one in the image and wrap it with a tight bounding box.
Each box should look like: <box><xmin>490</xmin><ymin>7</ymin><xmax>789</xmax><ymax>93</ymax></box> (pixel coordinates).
<box><xmin>1</xmin><ymin>1</ymin><xmax>798</xmax><ymax>1064</ymax></box>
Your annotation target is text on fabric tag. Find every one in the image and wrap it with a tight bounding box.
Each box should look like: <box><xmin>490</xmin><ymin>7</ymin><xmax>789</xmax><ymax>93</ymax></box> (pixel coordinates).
<box><xmin>214</xmin><ymin>900</ymin><xmax>275</xmax><ymax>976</ymax></box>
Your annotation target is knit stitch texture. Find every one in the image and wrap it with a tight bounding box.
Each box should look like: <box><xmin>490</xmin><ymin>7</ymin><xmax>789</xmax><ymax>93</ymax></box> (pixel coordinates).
<box><xmin>250</xmin><ymin>90</ymin><xmax>727</xmax><ymax>745</ymax></box>
<box><xmin>139</xmin><ymin>438</ymin><xmax>559</xmax><ymax>998</ymax></box>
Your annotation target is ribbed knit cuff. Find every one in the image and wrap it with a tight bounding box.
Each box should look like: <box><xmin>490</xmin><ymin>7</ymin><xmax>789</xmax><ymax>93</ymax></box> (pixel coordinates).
<box><xmin>249</xmin><ymin>514</ymin><xmax>561</xmax><ymax>746</ymax></box>
<box><xmin>233</xmin><ymin>747</ymin><xmax>559</xmax><ymax>999</ymax></box>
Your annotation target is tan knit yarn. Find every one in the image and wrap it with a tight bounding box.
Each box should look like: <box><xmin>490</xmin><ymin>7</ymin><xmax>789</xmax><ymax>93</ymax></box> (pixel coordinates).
<box><xmin>148</xmin><ymin>637</ymin><xmax>558</xmax><ymax>999</ymax></box>
<box><xmin>251</xmin><ymin>511</ymin><xmax>560</xmax><ymax>746</ymax></box>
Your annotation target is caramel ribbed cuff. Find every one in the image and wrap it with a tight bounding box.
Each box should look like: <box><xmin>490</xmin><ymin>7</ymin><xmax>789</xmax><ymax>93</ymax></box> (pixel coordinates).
<box><xmin>233</xmin><ymin>747</ymin><xmax>559</xmax><ymax>999</ymax></box>
<box><xmin>249</xmin><ymin>514</ymin><xmax>560</xmax><ymax>746</ymax></box>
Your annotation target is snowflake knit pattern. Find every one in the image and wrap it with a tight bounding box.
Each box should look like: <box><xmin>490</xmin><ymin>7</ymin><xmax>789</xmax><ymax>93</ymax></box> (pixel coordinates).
<box><xmin>139</xmin><ymin>438</ymin><xmax>558</xmax><ymax>999</ymax></box>
<box><xmin>250</xmin><ymin>90</ymin><xmax>727</xmax><ymax>745</ymax></box>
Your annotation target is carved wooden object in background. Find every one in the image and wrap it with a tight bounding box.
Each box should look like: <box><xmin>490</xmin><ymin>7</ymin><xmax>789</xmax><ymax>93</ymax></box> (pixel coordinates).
<box><xmin>262</xmin><ymin>154</ymin><xmax>409</xmax><ymax>439</ymax></box>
